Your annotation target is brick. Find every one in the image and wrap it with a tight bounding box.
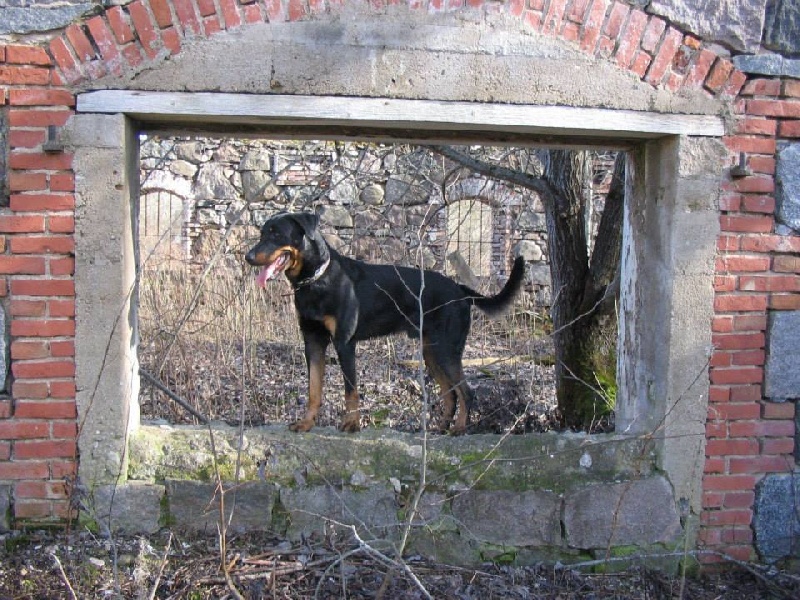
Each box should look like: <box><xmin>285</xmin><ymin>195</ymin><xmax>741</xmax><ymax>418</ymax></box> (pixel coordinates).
<box><xmin>703</xmin><ymin>491</ymin><xmax>724</xmax><ymax>507</ymax></box>
<box><xmin>11</xmin><ymin>279</ymin><xmax>75</xmax><ymax>297</ymax></box>
<box><xmin>8</xmin><ymin>108</ymin><xmax>73</xmax><ymax>127</ymax></box>
<box><xmin>640</xmin><ymin>15</ymin><xmax>666</xmax><ymax>53</ymax></box>
<box><xmin>49</xmin><ymin>381</ymin><xmax>77</xmax><ymax>399</ymax></box>
<box><xmin>14</xmin><ymin>499</ymin><xmax>53</xmax><ymax>519</ymax></box>
<box><xmin>770</xmin><ymin>294</ymin><xmax>800</xmax><ymax>310</ymax></box>
<box><xmin>48</xmin><ymin>38</ymin><xmax>82</xmax><ymax>84</ymax></box>
<box><xmin>14</xmin><ymin>440</ymin><xmax>77</xmax><ymax>460</ymax></box>
<box><xmin>9</xmin><ymin>172</ymin><xmax>47</xmax><ymax>194</ymax></box>
<box><xmin>629</xmin><ymin>51</ymin><xmax>651</xmax><ymax>78</ymax></box>
<box><xmin>50</xmin><ymin>339</ymin><xmax>75</xmax><ymax>356</ymax></box>
<box><xmin>149</xmin><ymin>0</ymin><xmax>175</xmax><ymax>28</ymax></box>
<box><xmin>243</xmin><ymin>2</ymin><xmax>265</xmax><ymax>24</ymax></box>
<box><xmin>684</xmin><ymin>48</ymin><xmax>716</xmax><ymax>89</ymax></box>
<box><xmin>746</xmin><ymin>99</ymin><xmax>800</xmax><ymax>118</ymax></box>
<box><xmin>729</xmin><ymin>385</ymin><xmax>763</xmax><ymax>402</ymax></box>
<box><xmin>702</xmin><ymin>474</ymin><xmax>757</xmax><ymax>492</ymax></box>
<box><xmin>712</xmin><ymin>332</ymin><xmax>764</xmax><ymax>351</ymax></box>
<box><xmin>709</xmin><ymin>367</ymin><xmax>763</xmax><ymax>386</ymax></box>
<box><xmin>128</xmin><ymin>0</ymin><xmax>161</xmax><ymax>59</ymax></box>
<box><xmin>716</xmin><ymin>255</ymin><xmax>770</xmax><ymax>272</ymax></box>
<box><xmin>0</xmin><ymin>462</ymin><xmax>50</xmax><ymax>480</ymax></box>
<box><xmin>731</xmin><ymin>314</ymin><xmax>766</xmax><ymax>331</ymax></box>
<box><xmin>701</xmin><ymin>509</ymin><xmax>754</xmax><ymax>527</ymax></box>
<box><xmin>717</xmin><ymin>234</ymin><xmax>739</xmax><ymax>251</ymax></box>
<box><xmin>65</xmin><ymin>23</ymin><xmax>97</xmax><ymax>63</ymax></box>
<box><xmin>86</xmin><ymin>16</ymin><xmax>123</xmax><ymax>76</ymax></box>
<box><xmin>13</xmin><ymin>360</ymin><xmax>75</xmax><ymax>380</ymax></box>
<box><xmin>14</xmin><ymin>400</ymin><xmax>77</xmax><ymax>419</ymax></box>
<box><xmin>10</xmin><ymin>236</ymin><xmax>74</xmax><ymax>255</ymax></box>
<box><xmin>51</xmin><ymin>460</ymin><xmax>77</xmax><ymax>479</ymax></box>
<box><xmin>740</xmin><ymin>275</ymin><xmax>798</xmax><ymax>292</ymax></box>
<box><xmin>0</xmin><ymin>256</ymin><xmax>45</xmax><ymax>275</ymax></box>
<box><xmin>12</xmin><ymin>381</ymin><xmax>49</xmax><ymax>399</ymax></box>
<box><xmin>11</xmin><ymin>340</ymin><xmax>49</xmax><ymax>360</ymax></box>
<box><xmin>704</xmin><ymin>458</ymin><xmax>725</xmax><ymax>473</ymax></box>
<box><xmin>721</xmin><ymin>69</ymin><xmax>747</xmax><ymax>98</ymax></box>
<box><xmin>9</xmin><ymin>89</ymin><xmax>75</xmax><ymax>107</ymax></box>
<box><xmin>705</xmin><ymin>438</ymin><xmax>759</xmax><ymax>456</ymax></box>
<box><xmin>10</xmin><ymin>297</ymin><xmax>48</xmax><ymax>316</ymax></box>
<box><xmin>9</xmin><ymin>151</ymin><xmax>73</xmax><ymax>172</ymax></box>
<box><xmin>761</xmin><ymin>438</ymin><xmax>795</xmax><ymax>454</ymax></box>
<box><xmin>52</xmin><ymin>421</ymin><xmax>78</xmax><ymax>438</ymax></box>
<box><xmin>729</xmin><ymin>420</ymin><xmax>795</xmax><ymax>437</ymax></box>
<box><xmin>9</xmin><ymin>129</ymin><xmax>47</xmax><ymax>148</ymax></box>
<box><xmin>742</xmin><ymin>234</ymin><xmax>800</xmax><ymax>253</ymax></box>
<box><xmin>719</xmin><ymin>214</ymin><xmax>774</xmax><ymax>233</ymax></box>
<box><xmin>219</xmin><ymin>0</ymin><xmax>243</xmax><ymax>28</ymax></box>
<box><xmin>15</xmin><ymin>480</ymin><xmax>68</xmax><ymax>500</ymax></box>
<box><xmin>708</xmin><ymin>401</ymin><xmax>762</xmax><ymax>420</ymax></box>
<box><xmin>746</xmin><ymin>158</ymin><xmax>775</xmax><ymax>176</ymax></box>
<box><xmin>741</xmin><ymin>78</ymin><xmax>782</xmax><ymax>97</ymax></box>
<box><xmin>762</xmin><ymin>402</ymin><xmax>795</xmax><ymax>419</ymax></box>
<box><xmin>106</xmin><ymin>6</ymin><xmax>136</xmax><ymax>44</ymax></box>
<box><xmin>713</xmin><ymin>294</ymin><xmax>768</xmax><ymax>312</ymax></box>
<box><xmin>614</xmin><ymin>9</ymin><xmax>647</xmax><ymax>68</ymax></box>
<box><xmin>173</xmin><ymin>0</ymin><xmax>203</xmax><ymax>35</ymax></box>
<box><xmin>726</xmin><ymin>174</ymin><xmax>775</xmax><ymax>194</ymax></box>
<box><xmin>6</xmin><ymin>45</ymin><xmax>51</xmax><ymax>66</ymax></box>
<box><xmin>0</xmin><ymin>65</ymin><xmax>50</xmax><ymax>86</ymax></box>
<box><xmin>203</xmin><ymin>15</ymin><xmax>222</xmax><ymax>35</ymax></box>
<box><xmin>579</xmin><ymin>0</ymin><xmax>608</xmax><ymax>53</ymax></box>
<box><xmin>723</xmin><ymin>135</ymin><xmax>776</xmax><ymax>155</ymax></box>
<box><xmin>0</xmin><ymin>421</ymin><xmax>50</xmax><ymax>439</ymax></box>
<box><xmin>10</xmin><ymin>194</ymin><xmax>75</xmax><ymax>212</ymax></box>
<box><xmin>773</xmin><ymin>255</ymin><xmax>800</xmax><ymax>272</ymax></box>
<box><xmin>541</xmin><ymin>0</ymin><xmax>568</xmax><ymax>35</ymax></box>
<box><xmin>735</xmin><ymin>117</ymin><xmax>777</xmax><ymax>136</ymax></box>
<box><xmin>49</xmin><ymin>216</ymin><xmax>75</xmax><ymax>233</ymax></box>
<box><xmin>49</xmin><ymin>173</ymin><xmax>75</xmax><ymax>192</ymax></box>
<box><xmin>0</xmin><ymin>215</ymin><xmax>45</xmax><ymax>234</ymax></box>
<box><xmin>646</xmin><ymin>26</ymin><xmax>683</xmax><ymax>86</ymax></box>
<box><xmin>784</xmin><ymin>80</ymin><xmax>800</xmax><ymax>97</ymax></box>
<box><xmin>729</xmin><ymin>456</ymin><xmax>792</xmax><ymax>474</ymax></box>
<box><xmin>723</xmin><ymin>492</ymin><xmax>755</xmax><ymax>510</ymax></box>
<box><xmin>731</xmin><ymin>349</ymin><xmax>765</xmax><ymax>366</ymax></box>
<box><xmin>161</xmin><ymin>27</ymin><xmax>181</xmax><ymax>55</ymax></box>
<box><xmin>197</xmin><ymin>0</ymin><xmax>217</xmax><ymax>17</ymax></box>
<box><xmin>704</xmin><ymin>57</ymin><xmax>733</xmax><ymax>93</ymax></box>
<box><xmin>11</xmin><ymin>319</ymin><xmax>76</xmax><ymax>338</ymax></box>
<box><xmin>779</xmin><ymin>120</ymin><xmax>800</xmax><ymax>138</ymax></box>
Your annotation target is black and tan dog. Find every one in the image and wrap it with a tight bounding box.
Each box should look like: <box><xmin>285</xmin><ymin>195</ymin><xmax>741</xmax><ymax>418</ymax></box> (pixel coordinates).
<box><xmin>245</xmin><ymin>211</ymin><xmax>525</xmax><ymax>434</ymax></box>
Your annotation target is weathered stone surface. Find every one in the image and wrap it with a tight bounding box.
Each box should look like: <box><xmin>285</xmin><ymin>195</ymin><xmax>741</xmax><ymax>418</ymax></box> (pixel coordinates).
<box><xmin>776</xmin><ymin>143</ymin><xmax>800</xmax><ymax>232</ymax></box>
<box><xmin>0</xmin><ymin>5</ymin><xmax>94</xmax><ymax>35</ymax></box>
<box><xmin>765</xmin><ymin>311</ymin><xmax>800</xmax><ymax>400</ymax></box>
<box><xmin>754</xmin><ymin>474</ymin><xmax>800</xmax><ymax>562</ymax></box>
<box><xmin>360</xmin><ymin>183</ymin><xmax>385</xmax><ymax>205</ymax></box>
<box><xmin>564</xmin><ymin>477</ymin><xmax>682</xmax><ymax>549</ymax></box>
<box><xmin>764</xmin><ymin>0</ymin><xmax>800</xmax><ymax>56</ymax></box>
<box><xmin>451</xmin><ymin>490</ymin><xmax>561</xmax><ymax>546</ymax></box>
<box><xmin>239</xmin><ymin>149</ymin><xmax>272</xmax><ymax>171</ymax></box>
<box><xmin>514</xmin><ymin>240</ymin><xmax>543</xmax><ymax>263</ymax></box>
<box><xmin>0</xmin><ymin>305</ymin><xmax>7</xmax><ymax>391</ymax></box>
<box><xmin>193</xmin><ymin>163</ymin><xmax>239</xmax><ymax>201</ymax></box>
<box><xmin>0</xmin><ymin>484</ymin><xmax>11</xmax><ymax>532</ymax></box>
<box><xmin>320</xmin><ymin>204</ymin><xmax>354</xmax><ymax>228</ymax></box>
<box><xmin>385</xmin><ymin>175</ymin><xmax>438</xmax><ymax>206</ymax></box>
<box><xmin>91</xmin><ymin>483</ymin><xmax>165</xmax><ymax>535</ymax></box>
<box><xmin>281</xmin><ymin>484</ymin><xmax>399</xmax><ymax>541</ymax></box>
<box><xmin>647</xmin><ymin>0</ymin><xmax>767</xmax><ymax>53</ymax></box>
<box><xmin>733</xmin><ymin>55</ymin><xmax>800</xmax><ymax>78</ymax></box>
<box><xmin>242</xmin><ymin>170</ymin><xmax>279</xmax><ymax>203</ymax></box>
<box><xmin>165</xmin><ymin>480</ymin><xmax>277</xmax><ymax>534</ymax></box>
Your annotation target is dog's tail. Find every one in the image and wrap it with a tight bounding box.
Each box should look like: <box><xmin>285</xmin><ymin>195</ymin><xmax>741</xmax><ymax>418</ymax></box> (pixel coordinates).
<box><xmin>461</xmin><ymin>256</ymin><xmax>526</xmax><ymax>317</ymax></box>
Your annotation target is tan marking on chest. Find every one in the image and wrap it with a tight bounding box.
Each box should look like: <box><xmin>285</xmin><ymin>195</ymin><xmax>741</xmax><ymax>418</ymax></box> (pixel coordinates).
<box><xmin>323</xmin><ymin>315</ymin><xmax>337</xmax><ymax>337</ymax></box>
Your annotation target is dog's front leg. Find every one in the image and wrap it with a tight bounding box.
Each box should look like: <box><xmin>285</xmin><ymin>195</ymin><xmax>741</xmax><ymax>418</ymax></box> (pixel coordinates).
<box><xmin>291</xmin><ymin>327</ymin><xmax>329</xmax><ymax>432</ymax></box>
<box><xmin>334</xmin><ymin>340</ymin><xmax>361</xmax><ymax>432</ymax></box>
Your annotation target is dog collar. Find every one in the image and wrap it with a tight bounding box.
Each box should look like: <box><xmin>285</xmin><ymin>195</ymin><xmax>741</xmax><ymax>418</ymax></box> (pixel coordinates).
<box><xmin>293</xmin><ymin>256</ymin><xmax>331</xmax><ymax>289</ymax></box>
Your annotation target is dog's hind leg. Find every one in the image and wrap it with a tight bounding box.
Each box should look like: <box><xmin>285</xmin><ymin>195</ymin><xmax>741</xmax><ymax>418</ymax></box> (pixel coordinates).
<box><xmin>291</xmin><ymin>326</ymin><xmax>329</xmax><ymax>432</ymax></box>
<box><xmin>423</xmin><ymin>341</ymin><xmax>458</xmax><ymax>433</ymax></box>
<box><xmin>334</xmin><ymin>340</ymin><xmax>361</xmax><ymax>432</ymax></box>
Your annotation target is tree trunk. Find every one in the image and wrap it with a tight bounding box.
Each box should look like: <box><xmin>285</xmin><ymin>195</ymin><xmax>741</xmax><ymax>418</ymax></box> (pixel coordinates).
<box><xmin>542</xmin><ymin>151</ymin><xmax>625</xmax><ymax>429</ymax></box>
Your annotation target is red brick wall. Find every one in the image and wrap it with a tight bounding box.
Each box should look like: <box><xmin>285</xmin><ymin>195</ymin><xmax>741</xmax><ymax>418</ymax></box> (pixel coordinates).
<box><xmin>0</xmin><ymin>0</ymin><xmax>796</xmax><ymax>561</ymax></box>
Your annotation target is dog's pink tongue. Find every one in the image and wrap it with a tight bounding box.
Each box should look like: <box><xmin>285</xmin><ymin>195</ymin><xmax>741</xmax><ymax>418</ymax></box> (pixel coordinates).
<box><xmin>256</xmin><ymin>267</ymin><xmax>271</xmax><ymax>288</ymax></box>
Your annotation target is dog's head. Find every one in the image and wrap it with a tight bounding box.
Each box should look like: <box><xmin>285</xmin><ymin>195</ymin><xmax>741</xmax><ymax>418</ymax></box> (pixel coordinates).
<box><xmin>245</xmin><ymin>211</ymin><xmax>329</xmax><ymax>287</ymax></box>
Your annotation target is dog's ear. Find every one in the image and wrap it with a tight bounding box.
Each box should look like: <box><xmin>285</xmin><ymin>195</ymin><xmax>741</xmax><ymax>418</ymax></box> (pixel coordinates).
<box><xmin>288</xmin><ymin>212</ymin><xmax>319</xmax><ymax>238</ymax></box>
<box><xmin>291</xmin><ymin>212</ymin><xmax>330</xmax><ymax>263</ymax></box>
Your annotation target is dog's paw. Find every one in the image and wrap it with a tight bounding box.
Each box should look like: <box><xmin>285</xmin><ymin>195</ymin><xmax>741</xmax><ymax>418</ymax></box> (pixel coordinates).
<box><xmin>289</xmin><ymin>419</ymin><xmax>315</xmax><ymax>433</ymax></box>
<box><xmin>338</xmin><ymin>417</ymin><xmax>361</xmax><ymax>433</ymax></box>
<box><xmin>448</xmin><ymin>424</ymin><xmax>467</xmax><ymax>436</ymax></box>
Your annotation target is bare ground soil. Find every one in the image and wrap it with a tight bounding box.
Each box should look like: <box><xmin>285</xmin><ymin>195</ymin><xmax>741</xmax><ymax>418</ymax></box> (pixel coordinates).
<box><xmin>2</xmin><ymin>528</ymin><xmax>799</xmax><ymax>599</ymax></box>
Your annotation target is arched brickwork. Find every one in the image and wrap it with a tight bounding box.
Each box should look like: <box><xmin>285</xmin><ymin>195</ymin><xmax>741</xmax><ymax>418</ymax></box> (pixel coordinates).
<box><xmin>1</xmin><ymin>0</ymin><xmax>797</xmax><ymax>564</ymax></box>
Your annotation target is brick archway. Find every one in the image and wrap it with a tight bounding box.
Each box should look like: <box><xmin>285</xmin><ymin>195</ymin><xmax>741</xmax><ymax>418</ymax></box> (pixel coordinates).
<box><xmin>2</xmin><ymin>0</ymin><xmax>795</xmax><ymax>564</ymax></box>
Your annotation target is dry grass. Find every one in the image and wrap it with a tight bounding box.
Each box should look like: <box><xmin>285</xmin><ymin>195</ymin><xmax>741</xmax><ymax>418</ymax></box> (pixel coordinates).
<box><xmin>137</xmin><ymin>236</ymin><xmax>559</xmax><ymax>432</ymax></box>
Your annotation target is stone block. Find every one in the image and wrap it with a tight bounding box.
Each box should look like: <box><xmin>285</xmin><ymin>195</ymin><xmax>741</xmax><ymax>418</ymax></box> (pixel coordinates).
<box><xmin>764</xmin><ymin>0</ymin><xmax>800</xmax><ymax>56</ymax></box>
<box><xmin>754</xmin><ymin>474</ymin><xmax>800</xmax><ymax>562</ymax></box>
<box><xmin>0</xmin><ymin>484</ymin><xmax>11</xmax><ymax>532</ymax></box>
<box><xmin>776</xmin><ymin>143</ymin><xmax>800</xmax><ymax>233</ymax></box>
<box><xmin>451</xmin><ymin>489</ymin><xmax>561</xmax><ymax>547</ymax></box>
<box><xmin>564</xmin><ymin>477</ymin><xmax>682</xmax><ymax>549</ymax></box>
<box><xmin>0</xmin><ymin>5</ymin><xmax>94</xmax><ymax>36</ymax></box>
<box><xmin>165</xmin><ymin>480</ymin><xmax>277</xmax><ymax>534</ymax></box>
<box><xmin>765</xmin><ymin>311</ymin><xmax>800</xmax><ymax>401</ymax></box>
<box><xmin>91</xmin><ymin>483</ymin><xmax>165</xmax><ymax>535</ymax></box>
<box><xmin>281</xmin><ymin>484</ymin><xmax>399</xmax><ymax>542</ymax></box>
